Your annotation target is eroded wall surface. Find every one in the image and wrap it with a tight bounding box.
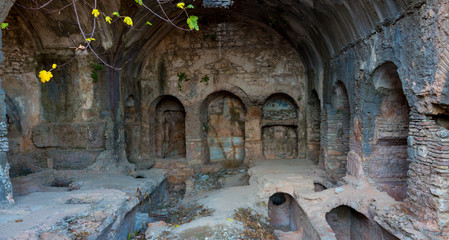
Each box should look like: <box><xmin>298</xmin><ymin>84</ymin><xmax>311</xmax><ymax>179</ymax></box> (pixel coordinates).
<box><xmin>126</xmin><ymin>17</ymin><xmax>307</xmax><ymax>166</ymax></box>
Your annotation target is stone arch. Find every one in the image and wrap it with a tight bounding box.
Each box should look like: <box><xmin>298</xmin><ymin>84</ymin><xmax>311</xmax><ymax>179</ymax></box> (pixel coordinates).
<box><xmin>268</xmin><ymin>192</ymin><xmax>319</xmax><ymax>239</ymax></box>
<box><xmin>327</xmin><ymin>81</ymin><xmax>350</xmax><ymax>179</ymax></box>
<box><xmin>154</xmin><ymin>95</ymin><xmax>186</xmax><ymax>159</ymax></box>
<box><xmin>326</xmin><ymin>205</ymin><xmax>399</xmax><ymax>240</ymax></box>
<box><xmin>364</xmin><ymin>62</ymin><xmax>410</xmax><ymax>201</ymax></box>
<box><xmin>201</xmin><ymin>91</ymin><xmax>246</xmax><ymax>166</ymax></box>
<box><xmin>307</xmin><ymin>90</ymin><xmax>321</xmax><ymax>163</ymax></box>
<box><xmin>262</xmin><ymin>93</ymin><xmax>299</xmax><ymax>159</ymax></box>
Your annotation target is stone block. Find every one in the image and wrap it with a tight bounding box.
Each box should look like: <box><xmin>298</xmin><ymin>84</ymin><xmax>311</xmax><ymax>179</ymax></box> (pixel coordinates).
<box><xmin>0</xmin><ymin>122</ymin><xmax>7</xmax><ymax>137</ymax></box>
<box><xmin>32</xmin><ymin>123</ymin><xmax>105</xmax><ymax>149</ymax></box>
<box><xmin>47</xmin><ymin>150</ymin><xmax>101</xmax><ymax>170</ymax></box>
<box><xmin>347</xmin><ymin>150</ymin><xmax>364</xmax><ymax>178</ymax></box>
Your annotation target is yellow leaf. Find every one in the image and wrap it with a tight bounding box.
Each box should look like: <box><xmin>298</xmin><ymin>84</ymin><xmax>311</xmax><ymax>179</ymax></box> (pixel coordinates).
<box><xmin>177</xmin><ymin>2</ymin><xmax>185</xmax><ymax>9</ymax></box>
<box><xmin>105</xmin><ymin>16</ymin><xmax>112</xmax><ymax>24</ymax></box>
<box><xmin>123</xmin><ymin>17</ymin><xmax>133</xmax><ymax>26</ymax></box>
<box><xmin>52</xmin><ymin>64</ymin><xmax>57</xmax><ymax>69</ymax></box>
<box><xmin>92</xmin><ymin>9</ymin><xmax>100</xmax><ymax>18</ymax></box>
<box><xmin>86</xmin><ymin>38</ymin><xmax>96</xmax><ymax>42</ymax></box>
<box><xmin>39</xmin><ymin>70</ymin><xmax>53</xmax><ymax>83</ymax></box>
<box><xmin>226</xmin><ymin>218</ymin><xmax>235</xmax><ymax>222</ymax></box>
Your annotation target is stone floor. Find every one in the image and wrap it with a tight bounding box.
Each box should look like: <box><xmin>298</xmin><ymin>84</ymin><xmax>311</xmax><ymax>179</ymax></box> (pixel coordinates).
<box><xmin>0</xmin><ymin>169</ymin><xmax>166</xmax><ymax>240</ymax></box>
<box><xmin>0</xmin><ymin>159</ymin><xmax>413</xmax><ymax>240</ymax></box>
<box><xmin>145</xmin><ymin>159</ymin><xmax>404</xmax><ymax>240</ymax></box>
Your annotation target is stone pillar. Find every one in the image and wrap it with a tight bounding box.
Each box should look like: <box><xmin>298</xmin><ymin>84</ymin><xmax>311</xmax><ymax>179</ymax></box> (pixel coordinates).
<box><xmin>406</xmin><ymin>113</ymin><xmax>449</xmax><ymax>229</ymax></box>
<box><xmin>0</xmin><ymin>13</ymin><xmax>14</xmax><ymax>206</ymax></box>
<box><xmin>245</xmin><ymin>106</ymin><xmax>262</xmax><ymax>165</ymax></box>
<box><xmin>185</xmin><ymin>104</ymin><xmax>202</xmax><ymax>165</ymax></box>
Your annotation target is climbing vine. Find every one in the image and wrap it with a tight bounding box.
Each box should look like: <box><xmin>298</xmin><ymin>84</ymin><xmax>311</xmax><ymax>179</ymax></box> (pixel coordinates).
<box><xmin>3</xmin><ymin>0</ymin><xmax>199</xmax><ymax>83</ymax></box>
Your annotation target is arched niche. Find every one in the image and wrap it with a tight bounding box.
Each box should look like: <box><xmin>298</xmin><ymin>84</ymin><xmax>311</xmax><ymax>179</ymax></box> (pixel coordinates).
<box><xmin>154</xmin><ymin>96</ymin><xmax>186</xmax><ymax>159</ymax></box>
<box><xmin>202</xmin><ymin>91</ymin><xmax>246</xmax><ymax>166</ymax></box>
<box><xmin>262</xmin><ymin>93</ymin><xmax>299</xmax><ymax>159</ymax></box>
<box><xmin>326</xmin><ymin>205</ymin><xmax>399</xmax><ymax>240</ymax></box>
<box><xmin>368</xmin><ymin>62</ymin><xmax>410</xmax><ymax>201</ymax></box>
<box><xmin>268</xmin><ymin>192</ymin><xmax>319</xmax><ymax>239</ymax></box>
<box><xmin>307</xmin><ymin>90</ymin><xmax>321</xmax><ymax>163</ymax></box>
<box><xmin>328</xmin><ymin>82</ymin><xmax>350</xmax><ymax>178</ymax></box>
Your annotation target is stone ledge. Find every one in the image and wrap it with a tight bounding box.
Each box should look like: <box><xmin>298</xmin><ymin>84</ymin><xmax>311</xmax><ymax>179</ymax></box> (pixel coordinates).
<box><xmin>0</xmin><ymin>168</ymin><xmax>166</xmax><ymax>240</ymax></box>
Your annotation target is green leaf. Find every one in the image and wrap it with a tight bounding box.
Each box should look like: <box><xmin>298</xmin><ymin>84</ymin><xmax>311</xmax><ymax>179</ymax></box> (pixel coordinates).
<box><xmin>135</xmin><ymin>0</ymin><xmax>143</xmax><ymax>5</ymax></box>
<box><xmin>186</xmin><ymin>4</ymin><xmax>194</xmax><ymax>8</ymax></box>
<box><xmin>187</xmin><ymin>15</ymin><xmax>199</xmax><ymax>31</ymax></box>
<box><xmin>146</xmin><ymin>21</ymin><xmax>152</xmax><ymax>26</ymax></box>
<box><xmin>200</xmin><ymin>75</ymin><xmax>209</xmax><ymax>85</ymax></box>
<box><xmin>1</xmin><ymin>23</ymin><xmax>8</xmax><ymax>30</ymax></box>
<box><xmin>112</xmin><ymin>12</ymin><xmax>120</xmax><ymax>17</ymax></box>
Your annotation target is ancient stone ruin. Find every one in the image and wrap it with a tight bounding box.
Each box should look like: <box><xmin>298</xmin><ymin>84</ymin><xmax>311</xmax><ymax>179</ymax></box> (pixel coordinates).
<box><xmin>0</xmin><ymin>0</ymin><xmax>448</xmax><ymax>239</ymax></box>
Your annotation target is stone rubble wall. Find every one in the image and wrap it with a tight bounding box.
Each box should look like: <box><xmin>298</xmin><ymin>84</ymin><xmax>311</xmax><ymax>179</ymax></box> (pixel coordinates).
<box><xmin>125</xmin><ymin>17</ymin><xmax>308</xmax><ymax>167</ymax></box>
<box><xmin>322</xmin><ymin>0</ymin><xmax>449</xmax><ymax>236</ymax></box>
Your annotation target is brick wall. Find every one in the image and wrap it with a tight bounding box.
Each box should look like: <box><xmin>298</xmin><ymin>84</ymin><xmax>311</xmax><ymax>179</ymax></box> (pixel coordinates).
<box><xmin>407</xmin><ymin>112</ymin><xmax>449</xmax><ymax>227</ymax></box>
<box><xmin>322</xmin><ymin>103</ymin><xmax>350</xmax><ymax>181</ymax></box>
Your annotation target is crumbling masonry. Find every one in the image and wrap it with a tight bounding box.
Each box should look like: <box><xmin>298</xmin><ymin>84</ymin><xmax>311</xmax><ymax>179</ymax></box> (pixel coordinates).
<box><xmin>1</xmin><ymin>0</ymin><xmax>449</xmax><ymax>239</ymax></box>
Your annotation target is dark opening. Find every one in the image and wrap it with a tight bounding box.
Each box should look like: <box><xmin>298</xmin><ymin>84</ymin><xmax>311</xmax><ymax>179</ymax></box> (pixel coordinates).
<box><xmin>155</xmin><ymin>96</ymin><xmax>186</xmax><ymax>159</ymax></box>
<box><xmin>314</xmin><ymin>183</ymin><xmax>326</xmax><ymax>192</ymax></box>
<box><xmin>326</xmin><ymin>205</ymin><xmax>399</xmax><ymax>240</ymax></box>
<box><xmin>368</xmin><ymin>63</ymin><xmax>410</xmax><ymax>201</ymax></box>
<box><xmin>50</xmin><ymin>177</ymin><xmax>73</xmax><ymax>188</ymax></box>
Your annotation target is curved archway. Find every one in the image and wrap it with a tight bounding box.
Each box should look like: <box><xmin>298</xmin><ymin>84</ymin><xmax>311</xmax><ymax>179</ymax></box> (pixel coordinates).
<box><xmin>154</xmin><ymin>96</ymin><xmax>186</xmax><ymax>159</ymax></box>
<box><xmin>327</xmin><ymin>81</ymin><xmax>350</xmax><ymax>179</ymax></box>
<box><xmin>326</xmin><ymin>205</ymin><xmax>399</xmax><ymax>240</ymax></box>
<box><xmin>307</xmin><ymin>90</ymin><xmax>321</xmax><ymax>163</ymax></box>
<box><xmin>201</xmin><ymin>91</ymin><xmax>246</xmax><ymax>166</ymax></box>
<box><xmin>268</xmin><ymin>192</ymin><xmax>319</xmax><ymax>239</ymax></box>
<box><xmin>365</xmin><ymin>62</ymin><xmax>410</xmax><ymax>201</ymax></box>
<box><xmin>262</xmin><ymin>93</ymin><xmax>299</xmax><ymax>159</ymax></box>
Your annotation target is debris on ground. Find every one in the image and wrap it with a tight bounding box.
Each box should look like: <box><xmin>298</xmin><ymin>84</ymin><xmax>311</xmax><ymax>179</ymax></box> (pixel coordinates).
<box><xmin>233</xmin><ymin>208</ymin><xmax>278</xmax><ymax>240</ymax></box>
<box><xmin>151</xmin><ymin>201</ymin><xmax>215</xmax><ymax>225</ymax></box>
<box><xmin>187</xmin><ymin>168</ymin><xmax>248</xmax><ymax>195</ymax></box>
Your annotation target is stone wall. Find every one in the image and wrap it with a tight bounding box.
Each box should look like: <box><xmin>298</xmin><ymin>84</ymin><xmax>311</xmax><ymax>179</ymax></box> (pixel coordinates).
<box><xmin>320</xmin><ymin>0</ymin><xmax>449</xmax><ymax>234</ymax></box>
<box><xmin>407</xmin><ymin>113</ymin><xmax>449</xmax><ymax>227</ymax></box>
<box><xmin>0</xmin><ymin>5</ymin><xmax>111</xmax><ymax>176</ymax></box>
<box><xmin>307</xmin><ymin>90</ymin><xmax>321</xmax><ymax>163</ymax></box>
<box><xmin>321</xmin><ymin>82</ymin><xmax>351</xmax><ymax>181</ymax></box>
<box><xmin>262</xmin><ymin>94</ymin><xmax>299</xmax><ymax>160</ymax></box>
<box><xmin>0</xmin><ymin>0</ymin><xmax>14</xmax><ymax>206</ymax></box>
<box><xmin>128</xmin><ymin>16</ymin><xmax>307</xmax><ymax>167</ymax></box>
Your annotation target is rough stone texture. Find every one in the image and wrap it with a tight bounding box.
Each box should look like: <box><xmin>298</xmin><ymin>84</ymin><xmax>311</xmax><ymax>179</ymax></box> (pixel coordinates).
<box><xmin>262</xmin><ymin>94</ymin><xmax>299</xmax><ymax>160</ymax></box>
<box><xmin>153</xmin><ymin>159</ymin><xmax>194</xmax><ymax>191</ymax></box>
<box><xmin>307</xmin><ymin>90</ymin><xmax>321</xmax><ymax>163</ymax></box>
<box><xmin>262</xmin><ymin>126</ymin><xmax>298</xmax><ymax>159</ymax></box>
<box><xmin>32</xmin><ymin>123</ymin><xmax>105</xmax><ymax>149</ymax></box>
<box><xmin>326</xmin><ymin>205</ymin><xmax>399</xmax><ymax>240</ymax></box>
<box><xmin>0</xmin><ymin>168</ymin><xmax>166</xmax><ymax>239</ymax></box>
<box><xmin>322</xmin><ymin>82</ymin><xmax>351</xmax><ymax>181</ymax></box>
<box><xmin>0</xmin><ymin>0</ymin><xmax>449</xmax><ymax>238</ymax></box>
<box><xmin>207</xmin><ymin>94</ymin><xmax>245</xmax><ymax>165</ymax></box>
<box><xmin>137</xmin><ymin>17</ymin><xmax>306</xmax><ymax>167</ymax></box>
<box><xmin>347</xmin><ymin>150</ymin><xmax>364</xmax><ymax>179</ymax></box>
<box><xmin>154</xmin><ymin>97</ymin><xmax>186</xmax><ymax>159</ymax></box>
<box><xmin>0</xmin><ymin>0</ymin><xmax>15</xmax><ymax>207</ymax></box>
